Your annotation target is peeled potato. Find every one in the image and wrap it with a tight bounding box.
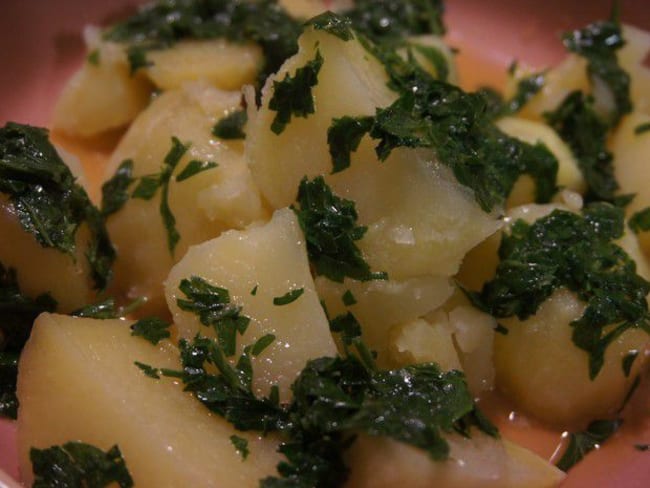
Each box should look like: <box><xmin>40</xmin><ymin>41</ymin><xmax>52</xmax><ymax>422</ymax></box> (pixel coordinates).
<box><xmin>165</xmin><ymin>208</ymin><xmax>337</xmax><ymax>402</ymax></box>
<box><xmin>17</xmin><ymin>314</ymin><xmax>281</xmax><ymax>487</ymax></box>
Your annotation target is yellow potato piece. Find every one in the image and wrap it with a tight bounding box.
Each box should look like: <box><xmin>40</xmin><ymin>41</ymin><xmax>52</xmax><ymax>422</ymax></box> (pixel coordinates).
<box><xmin>17</xmin><ymin>314</ymin><xmax>281</xmax><ymax>487</ymax></box>
<box><xmin>165</xmin><ymin>208</ymin><xmax>337</xmax><ymax>402</ymax></box>
<box><xmin>145</xmin><ymin>40</ymin><xmax>262</xmax><ymax>91</ymax></box>
<box><xmin>105</xmin><ymin>82</ymin><xmax>268</xmax><ymax>314</ymax></box>
<box><xmin>494</xmin><ymin>288</ymin><xmax>648</xmax><ymax>427</ymax></box>
<box><xmin>345</xmin><ymin>432</ymin><xmax>564</xmax><ymax>488</ymax></box>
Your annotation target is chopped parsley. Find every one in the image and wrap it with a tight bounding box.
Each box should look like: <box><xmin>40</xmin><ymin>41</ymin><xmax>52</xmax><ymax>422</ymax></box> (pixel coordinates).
<box><xmin>292</xmin><ymin>176</ymin><xmax>387</xmax><ymax>283</ymax></box>
<box><xmin>0</xmin><ymin>262</ymin><xmax>57</xmax><ymax>418</ymax></box>
<box><xmin>130</xmin><ymin>317</ymin><xmax>172</xmax><ymax>345</ymax></box>
<box><xmin>622</xmin><ymin>350</ymin><xmax>639</xmax><ymax>377</ymax></box>
<box><xmin>250</xmin><ymin>284</ymin><xmax>258</xmax><ymax>296</ymax></box>
<box><xmin>104</xmin><ymin>0</ymin><xmax>302</xmax><ymax>85</ymax></box>
<box><xmin>328</xmin><ymin>116</ymin><xmax>374</xmax><ymax>173</ymax></box>
<box><xmin>504</xmin><ymin>70</ymin><xmax>545</xmax><ymax>115</ymax></box>
<box><xmin>230</xmin><ymin>435</ymin><xmax>250</xmax><ymax>460</ymax></box>
<box><xmin>31</xmin><ymin>442</ymin><xmax>133</xmax><ymax>488</ymax></box>
<box><xmin>135</xmin><ymin>361</ymin><xmax>161</xmax><ymax>379</ymax></box>
<box><xmin>268</xmin><ymin>49</ymin><xmax>324</xmax><ymax>135</ymax></box>
<box><xmin>0</xmin><ymin>123</ymin><xmax>115</xmax><ymax>290</ymax></box>
<box><xmin>634</xmin><ymin>122</ymin><xmax>650</xmax><ymax>135</ymax></box>
<box><xmin>471</xmin><ymin>204</ymin><xmax>650</xmax><ymax>379</ymax></box>
<box><xmin>175</xmin><ymin>159</ymin><xmax>218</xmax><ymax>183</ymax></box>
<box><xmin>628</xmin><ymin>207</ymin><xmax>650</xmax><ymax>234</ymax></box>
<box><xmin>272</xmin><ymin>288</ymin><xmax>304</xmax><ymax>306</ymax></box>
<box><xmin>562</xmin><ymin>15</ymin><xmax>631</xmax><ymax>125</ymax></box>
<box><xmin>212</xmin><ymin>109</ymin><xmax>248</xmax><ymax>140</ymax></box>
<box><xmin>342</xmin><ymin>290</ymin><xmax>357</xmax><ymax>306</ymax></box>
<box><xmin>305</xmin><ymin>11</ymin><xmax>354</xmax><ymax>42</ymax></box>
<box><xmin>545</xmin><ymin>91</ymin><xmax>622</xmax><ymax>204</ymax></box>
<box><xmin>87</xmin><ymin>49</ymin><xmax>100</xmax><ymax>66</ymax></box>
<box><xmin>411</xmin><ymin>43</ymin><xmax>450</xmax><ymax>82</ymax></box>
<box><xmin>555</xmin><ymin>419</ymin><xmax>621</xmax><ymax>471</ymax></box>
<box><xmin>250</xmin><ymin>333</ymin><xmax>276</xmax><ymax>357</ymax></box>
<box><xmin>176</xmin><ymin>275</ymin><xmax>250</xmax><ymax>357</ymax></box>
<box><xmin>71</xmin><ymin>299</ymin><xmax>119</xmax><ymax>319</ymax></box>
<box><xmin>101</xmin><ymin>159</ymin><xmax>135</xmax><ymax>218</ymax></box>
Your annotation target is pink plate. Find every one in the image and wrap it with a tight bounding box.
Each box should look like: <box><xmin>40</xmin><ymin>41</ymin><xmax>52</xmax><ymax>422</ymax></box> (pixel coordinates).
<box><xmin>1</xmin><ymin>0</ymin><xmax>649</xmax><ymax>486</ymax></box>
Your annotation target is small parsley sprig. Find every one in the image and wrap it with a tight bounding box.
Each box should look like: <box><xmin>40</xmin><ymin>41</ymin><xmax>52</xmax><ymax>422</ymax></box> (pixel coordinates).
<box><xmin>292</xmin><ymin>176</ymin><xmax>387</xmax><ymax>283</ymax></box>
<box><xmin>30</xmin><ymin>442</ymin><xmax>133</xmax><ymax>488</ymax></box>
<box><xmin>555</xmin><ymin>419</ymin><xmax>622</xmax><ymax>471</ymax></box>
<box><xmin>471</xmin><ymin>204</ymin><xmax>650</xmax><ymax>379</ymax></box>
<box><xmin>0</xmin><ymin>123</ymin><xmax>115</xmax><ymax>290</ymax></box>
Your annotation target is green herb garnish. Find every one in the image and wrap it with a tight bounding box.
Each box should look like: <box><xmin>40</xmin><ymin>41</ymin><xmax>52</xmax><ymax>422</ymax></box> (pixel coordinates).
<box><xmin>471</xmin><ymin>204</ymin><xmax>650</xmax><ymax>378</ymax></box>
<box><xmin>634</xmin><ymin>122</ymin><xmax>650</xmax><ymax>135</ymax></box>
<box><xmin>629</xmin><ymin>207</ymin><xmax>650</xmax><ymax>234</ymax></box>
<box><xmin>134</xmin><ymin>361</ymin><xmax>161</xmax><ymax>379</ymax></box>
<box><xmin>505</xmin><ymin>71</ymin><xmax>545</xmax><ymax>114</ymax></box>
<box><xmin>622</xmin><ymin>350</ymin><xmax>639</xmax><ymax>377</ymax></box>
<box><xmin>555</xmin><ymin>419</ymin><xmax>621</xmax><ymax>471</ymax></box>
<box><xmin>175</xmin><ymin>159</ymin><xmax>218</xmax><ymax>183</ymax></box>
<box><xmin>273</xmin><ymin>288</ymin><xmax>304</xmax><ymax>306</ymax></box>
<box><xmin>101</xmin><ymin>160</ymin><xmax>134</xmax><ymax>217</ymax></box>
<box><xmin>292</xmin><ymin>176</ymin><xmax>387</xmax><ymax>283</ymax></box>
<box><xmin>306</xmin><ymin>11</ymin><xmax>354</xmax><ymax>42</ymax></box>
<box><xmin>212</xmin><ymin>110</ymin><xmax>248</xmax><ymax>140</ymax></box>
<box><xmin>268</xmin><ymin>49</ymin><xmax>323</xmax><ymax>134</ymax></box>
<box><xmin>130</xmin><ymin>317</ymin><xmax>172</xmax><ymax>345</ymax></box>
<box><xmin>31</xmin><ymin>442</ymin><xmax>133</xmax><ymax>488</ymax></box>
<box><xmin>230</xmin><ymin>435</ymin><xmax>250</xmax><ymax>460</ymax></box>
<box><xmin>71</xmin><ymin>299</ymin><xmax>119</xmax><ymax>319</ymax></box>
<box><xmin>0</xmin><ymin>123</ymin><xmax>115</xmax><ymax>289</ymax></box>
<box><xmin>176</xmin><ymin>276</ymin><xmax>250</xmax><ymax>357</ymax></box>
<box><xmin>342</xmin><ymin>290</ymin><xmax>357</xmax><ymax>306</ymax></box>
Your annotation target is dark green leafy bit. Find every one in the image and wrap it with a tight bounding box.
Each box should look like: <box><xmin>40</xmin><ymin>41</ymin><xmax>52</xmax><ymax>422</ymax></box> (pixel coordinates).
<box><xmin>0</xmin><ymin>263</ymin><xmax>57</xmax><ymax>419</ymax></box>
<box><xmin>0</xmin><ymin>352</ymin><xmax>18</xmax><ymax>419</ymax></box>
<box><xmin>130</xmin><ymin>317</ymin><xmax>172</xmax><ymax>345</ymax></box>
<box><xmin>130</xmin><ymin>137</ymin><xmax>188</xmax><ymax>254</ymax></box>
<box><xmin>134</xmin><ymin>360</ymin><xmax>161</xmax><ymax>379</ymax></box>
<box><xmin>328</xmin><ymin>116</ymin><xmax>374</xmax><ymax>173</ymax></box>
<box><xmin>545</xmin><ymin>91</ymin><xmax>621</xmax><ymax>203</ymax></box>
<box><xmin>72</xmin><ymin>299</ymin><xmax>119</xmax><ymax>319</ymax></box>
<box><xmin>104</xmin><ymin>0</ymin><xmax>302</xmax><ymax>84</ymax></box>
<box><xmin>176</xmin><ymin>276</ymin><xmax>250</xmax><ymax>357</ymax></box>
<box><xmin>126</xmin><ymin>45</ymin><xmax>153</xmax><ymax>74</ymax></box>
<box><xmin>251</xmin><ymin>333</ymin><xmax>276</xmax><ymax>357</ymax></box>
<box><xmin>31</xmin><ymin>442</ymin><xmax>133</xmax><ymax>488</ymax></box>
<box><xmin>555</xmin><ymin>419</ymin><xmax>621</xmax><ymax>471</ymax></box>
<box><xmin>292</xmin><ymin>176</ymin><xmax>387</xmax><ymax>283</ymax></box>
<box><xmin>0</xmin><ymin>122</ymin><xmax>115</xmax><ymax>289</ymax></box>
<box><xmin>635</xmin><ymin>122</ymin><xmax>650</xmax><ymax>135</ymax></box>
<box><xmin>562</xmin><ymin>17</ymin><xmax>631</xmax><ymax>124</ymax></box>
<box><xmin>273</xmin><ymin>288</ymin><xmax>304</xmax><ymax>306</ymax></box>
<box><xmin>622</xmin><ymin>350</ymin><xmax>639</xmax><ymax>377</ymax></box>
<box><xmin>504</xmin><ymin>71</ymin><xmax>545</xmax><ymax>115</ymax></box>
<box><xmin>101</xmin><ymin>160</ymin><xmax>134</xmax><ymax>217</ymax></box>
<box><xmin>343</xmin><ymin>0</ymin><xmax>445</xmax><ymax>42</ymax></box>
<box><xmin>175</xmin><ymin>159</ymin><xmax>218</xmax><ymax>182</ymax></box>
<box><xmin>342</xmin><ymin>290</ymin><xmax>357</xmax><ymax>306</ymax></box>
<box><xmin>305</xmin><ymin>11</ymin><xmax>354</xmax><ymax>42</ymax></box>
<box><xmin>327</xmin><ymin>71</ymin><xmax>559</xmax><ymax>210</ymax></box>
<box><xmin>269</xmin><ymin>50</ymin><xmax>323</xmax><ymax>135</ymax></box>
<box><xmin>251</xmin><ymin>284</ymin><xmax>258</xmax><ymax>296</ymax></box>
<box><xmin>411</xmin><ymin>43</ymin><xmax>450</xmax><ymax>82</ymax></box>
<box><xmin>629</xmin><ymin>207</ymin><xmax>650</xmax><ymax>234</ymax></box>
<box><xmin>87</xmin><ymin>49</ymin><xmax>100</xmax><ymax>66</ymax></box>
<box><xmin>212</xmin><ymin>109</ymin><xmax>248</xmax><ymax>140</ymax></box>
<box><xmin>230</xmin><ymin>435</ymin><xmax>250</xmax><ymax>460</ymax></box>
<box><xmin>471</xmin><ymin>204</ymin><xmax>650</xmax><ymax>378</ymax></box>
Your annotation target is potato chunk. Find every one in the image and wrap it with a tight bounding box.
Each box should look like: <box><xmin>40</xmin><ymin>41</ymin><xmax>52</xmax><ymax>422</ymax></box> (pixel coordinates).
<box><xmin>345</xmin><ymin>432</ymin><xmax>564</xmax><ymax>488</ymax></box>
<box><xmin>105</xmin><ymin>82</ymin><xmax>268</xmax><ymax>314</ymax></box>
<box><xmin>165</xmin><ymin>208</ymin><xmax>337</xmax><ymax>402</ymax></box>
<box><xmin>17</xmin><ymin>314</ymin><xmax>281</xmax><ymax>487</ymax></box>
<box><xmin>246</xmin><ymin>28</ymin><xmax>501</xmax><ymax>280</ymax></box>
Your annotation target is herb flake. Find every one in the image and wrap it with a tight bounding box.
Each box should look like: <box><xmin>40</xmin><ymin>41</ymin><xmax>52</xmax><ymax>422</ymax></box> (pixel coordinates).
<box><xmin>130</xmin><ymin>317</ymin><xmax>172</xmax><ymax>345</ymax></box>
<box><xmin>230</xmin><ymin>435</ymin><xmax>250</xmax><ymax>460</ymax></box>
<box><xmin>556</xmin><ymin>419</ymin><xmax>621</xmax><ymax>471</ymax></box>
<box><xmin>273</xmin><ymin>288</ymin><xmax>304</xmax><ymax>306</ymax></box>
<box><xmin>212</xmin><ymin>110</ymin><xmax>248</xmax><ymax>140</ymax></box>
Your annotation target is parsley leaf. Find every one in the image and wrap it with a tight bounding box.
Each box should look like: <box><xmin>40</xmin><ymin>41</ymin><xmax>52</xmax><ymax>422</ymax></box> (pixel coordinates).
<box><xmin>176</xmin><ymin>276</ymin><xmax>250</xmax><ymax>357</ymax></box>
<box><xmin>130</xmin><ymin>317</ymin><xmax>172</xmax><ymax>345</ymax></box>
<box><xmin>472</xmin><ymin>204</ymin><xmax>650</xmax><ymax>378</ymax></box>
<box><xmin>505</xmin><ymin>71</ymin><xmax>545</xmax><ymax>115</ymax></box>
<box><xmin>306</xmin><ymin>11</ymin><xmax>354</xmax><ymax>42</ymax></box>
<box><xmin>635</xmin><ymin>122</ymin><xmax>650</xmax><ymax>135</ymax></box>
<box><xmin>555</xmin><ymin>419</ymin><xmax>621</xmax><ymax>471</ymax></box>
<box><xmin>342</xmin><ymin>290</ymin><xmax>357</xmax><ymax>306</ymax></box>
<box><xmin>175</xmin><ymin>159</ymin><xmax>218</xmax><ymax>182</ymax></box>
<box><xmin>212</xmin><ymin>109</ymin><xmax>248</xmax><ymax>140</ymax></box>
<box><xmin>104</xmin><ymin>0</ymin><xmax>302</xmax><ymax>86</ymax></box>
<box><xmin>545</xmin><ymin>91</ymin><xmax>621</xmax><ymax>203</ymax></box>
<box><xmin>269</xmin><ymin>49</ymin><xmax>324</xmax><ymax>134</ymax></box>
<box><xmin>230</xmin><ymin>435</ymin><xmax>250</xmax><ymax>460</ymax></box>
<box><xmin>0</xmin><ymin>352</ymin><xmax>19</xmax><ymax>419</ymax></box>
<box><xmin>101</xmin><ymin>160</ymin><xmax>134</xmax><ymax>217</ymax></box>
<box><xmin>292</xmin><ymin>176</ymin><xmax>387</xmax><ymax>283</ymax></box>
<box><xmin>562</xmin><ymin>17</ymin><xmax>631</xmax><ymax>124</ymax></box>
<box><xmin>622</xmin><ymin>350</ymin><xmax>639</xmax><ymax>377</ymax></box>
<box><xmin>273</xmin><ymin>288</ymin><xmax>304</xmax><ymax>306</ymax></box>
<box><xmin>0</xmin><ymin>123</ymin><xmax>115</xmax><ymax>289</ymax></box>
<box><xmin>251</xmin><ymin>333</ymin><xmax>276</xmax><ymax>357</ymax></box>
<box><xmin>134</xmin><ymin>361</ymin><xmax>161</xmax><ymax>379</ymax></box>
<box><xmin>71</xmin><ymin>299</ymin><xmax>119</xmax><ymax>319</ymax></box>
<box><xmin>31</xmin><ymin>442</ymin><xmax>133</xmax><ymax>488</ymax></box>
<box><xmin>327</xmin><ymin>116</ymin><xmax>374</xmax><ymax>173</ymax></box>
<box><xmin>629</xmin><ymin>207</ymin><xmax>650</xmax><ymax>234</ymax></box>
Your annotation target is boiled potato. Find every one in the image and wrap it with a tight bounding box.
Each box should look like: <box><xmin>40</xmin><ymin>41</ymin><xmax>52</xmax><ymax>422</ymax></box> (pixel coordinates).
<box><xmin>0</xmin><ymin>195</ymin><xmax>95</xmax><ymax>312</ymax></box>
<box><xmin>494</xmin><ymin>288</ymin><xmax>648</xmax><ymax>427</ymax></box>
<box><xmin>52</xmin><ymin>29</ymin><xmax>152</xmax><ymax>137</ymax></box>
<box><xmin>316</xmin><ymin>275</ymin><xmax>454</xmax><ymax>365</ymax></box>
<box><xmin>618</xmin><ymin>25</ymin><xmax>650</xmax><ymax>115</ymax></box>
<box><xmin>17</xmin><ymin>314</ymin><xmax>281</xmax><ymax>487</ymax></box>
<box><xmin>145</xmin><ymin>40</ymin><xmax>262</xmax><ymax>91</ymax></box>
<box><xmin>105</xmin><ymin>82</ymin><xmax>268</xmax><ymax>314</ymax></box>
<box><xmin>247</xmin><ymin>28</ymin><xmax>501</xmax><ymax>280</ymax></box>
<box><xmin>345</xmin><ymin>432</ymin><xmax>564</xmax><ymax>488</ymax></box>
<box><xmin>165</xmin><ymin>208</ymin><xmax>337</xmax><ymax>402</ymax></box>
